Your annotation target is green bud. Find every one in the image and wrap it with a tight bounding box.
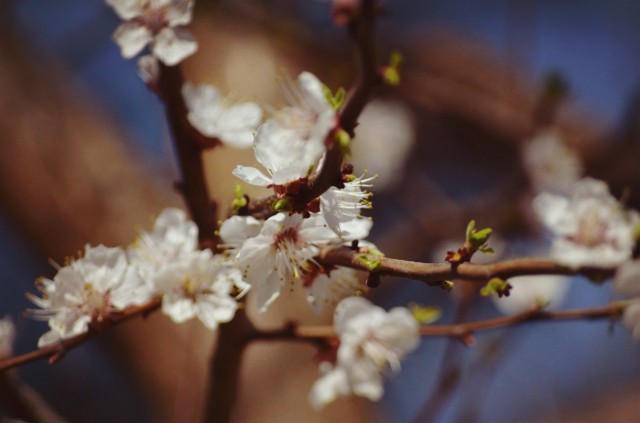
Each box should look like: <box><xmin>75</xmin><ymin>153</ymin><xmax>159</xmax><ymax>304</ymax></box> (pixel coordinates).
<box><xmin>390</xmin><ymin>50</ymin><xmax>403</xmax><ymax>68</ymax></box>
<box><xmin>480</xmin><ymin>278</ymin><xmax>511</xmax><ymax>298</ymax></box>
<box><xmin>323</xmin><ymin>85</ymin><xmax>346</xmax><ymax>111</ymax></box>
<box><xmin>440</xmin><ymin>280</ymin><xmax>455</xmax><ymax>292</ymax></box>
<box><xmin>409</xmin><ymin>303</ymin><xmax>441</xmax><ymax>324</ymax></box>
<box><xmin>231</xmin><ymin>184</ymin><xmax>247</xmax><ymax>210</ymax></box>
<box><xmin>356</xmin><ymin>254</ymin><xmax>382</xmax><ymax>272</ymax></box>
<box><xmin>336</xmin><ymin>129</ymin><xmax>351</xmax><ymax>156</ymax></box>
<box><xmin>273</xmin><ymin>197</ymin><xmax>292</xmax><ymax>212</ymax></box>
<box><xmin>382</xmin><ymin>67</ymin><xmax>401</xmax><ymax>86</ymax></box>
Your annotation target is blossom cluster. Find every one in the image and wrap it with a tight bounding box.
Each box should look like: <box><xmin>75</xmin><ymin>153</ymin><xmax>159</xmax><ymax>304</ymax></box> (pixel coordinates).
<box><xmin>29</xmin><ymin>208</ymin><xmax>243</xmax><ymax>347</ymax></box>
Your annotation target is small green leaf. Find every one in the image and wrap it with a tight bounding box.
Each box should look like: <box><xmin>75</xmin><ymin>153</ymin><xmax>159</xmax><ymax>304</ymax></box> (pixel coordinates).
<box><xmin>466</xmin><ymin>220</ymin><xmax>476</xmax><ymax>241</ymax></box>
<box><xmin>409</xmin><ymin>303</ymin><xmax>441</xmax><ymax>324</ymax></box>
<box><xmin>231</xmin><ymin>184</ymin><xmax>247</xmax><ymax>210</ymax></box>
<box><xmin>480</xmin><ymin>278</ymin><xmax>511</xmax><ymax>298</ymax></box>
<box><xmin>390</xmin><ymin>50</ymin><xmax>403</xmax><ymax>68</ymax></box>
<box><xmin>323</xmin><ymin>85</ymin><xmax>346</xmax><ymax>110</ymax></box>
<box><xmin>382</xmin><ymin>67</ymin><xmax>401</xmax><ymax>86</ymax></box>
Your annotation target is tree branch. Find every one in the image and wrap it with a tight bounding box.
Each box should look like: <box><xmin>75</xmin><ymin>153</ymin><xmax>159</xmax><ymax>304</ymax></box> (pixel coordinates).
<box><xmin>0</xmin><ymin>298</ymin><xmax>161</xmax><ymax>373</ymax></box>
<box><xmin>317</xmin><ymin>246</ymin><xmax>614</xmax><ymax>284</ymax></box>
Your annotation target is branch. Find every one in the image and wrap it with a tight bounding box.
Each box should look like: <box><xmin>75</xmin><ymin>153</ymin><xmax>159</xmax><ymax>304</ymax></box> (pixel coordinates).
<box><xmin>245</xmin><ymin>0</ymin><xmax>380</xmax><ymax>218</ymax></box>
<box><xmin>317</xmin><ymin>246</ymin><xmax>614</xmax><ymax>284</ymax></box>
<box><xmin>248</xmin><ymin>303</ymin><xmax>626</xmax><ymax>343</ymax></box>
<box><xmin>157</xmin><ymin>64</ymin><xmax>220</xmax><ymax>250</ymax></box>
<box><xmin>0</xmin><ymin>298</ymin><xmax>161</xmax><ymax>373</ymax></box>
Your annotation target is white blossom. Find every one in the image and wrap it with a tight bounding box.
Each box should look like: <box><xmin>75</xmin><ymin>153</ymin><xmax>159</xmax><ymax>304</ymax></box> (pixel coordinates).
<box><xmin>232</xmin><ymin>72</ymin><xmax>336</xmax><ymax>187</ymax></box>
<box><xmin>29</xmin><ymin>245</ymin><xmax>144</xmax><ymax>347</ymax></box>
<box><xmin>182</xmin><ymin>83</ymin><xmax>263</xmax><ymax>148</ymax></box>
<box><xmin>155</xmin><ymin>249</ymin><xmax>239</xmax><ymax>330</ymax></box>
<box><xmin>522</xmin><ymin>129</ymin><xmax>582</xmax><ymax>194</ymax></box>
<box><xmin>533</xmin><ymin>178</ymin><xmax>639</xmax><ymax>268</ymax></box>
<box><xmin>613</xmin><ymin>260</ymin><xmax>640</xmax><ymax>339</ymax></box>
<box><xmin>309</xmin><ymin>297</ymin><xmax>419</xmax><ymax>409</ymax></box>
<box><xmin>107</xmin><ymin>0</ymin><xmax>198</xmax><ymax>66</ymax></box>
<box><xmin>218</xmin><ymin>215</ymin><xmax>263</xmax><ymax>252</ymax></box>
<box><xmin>320</xmin><ymin>174</ymin><xmax>374</xmax><ymax>240</ymax></box>
<box><xmin>492</xmin><ymin>275</ymin><xmax>570</xmax><ymax>315</ymax></box>
<box><xmin>0</xmin><ymin>316</ymin><xmax>15</xmax><ymax>358</ymax></box>
<box><xmin>306</xmin><ymin>266</ymin><xmax>368</xmax><ymax>314</ymax></box>
<box><xmin>235</xmin><ymin>213</ymin><xmax>337</xmax><ymax>312</ymax></box>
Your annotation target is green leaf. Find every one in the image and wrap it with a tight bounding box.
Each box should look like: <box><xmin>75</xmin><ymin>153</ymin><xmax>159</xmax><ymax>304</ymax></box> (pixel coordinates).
<box><xmin>409</xmin><ymin>303</ymin><xmax>441</xmax><ymax>324</ymax></box>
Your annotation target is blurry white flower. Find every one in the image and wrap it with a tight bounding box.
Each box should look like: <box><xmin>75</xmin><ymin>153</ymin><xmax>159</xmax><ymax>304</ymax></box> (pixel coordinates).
<box><xmin>308</xmin><ymin>297</ymin><xmax>419</xmax><ymax>409</ymax></box>
<box><xmin>0</xmin><ymin>316</ymin><xmax>15</xmax><ymax>358</ymax></box>
<box><xmin>232</xmin><ymin>72</ymin><xmax>335</xmax><ymax>187</ymax></box>
<box><xmin>137</xmin><ymin>55</ymin><xmax>160</xmax><ymax>85</ymax></box>
<box><xmin>156</xmin><ymin>249</ymin><xmax>239</xmax><ymax>329</ymax></box>
<box><xmin>350</xmin><ymin>100</ymin><xmax>415</xmax><ymax>190</ymax></box>
<box><xmin>182</xmin><ymin>83</ymin><xmax>263</xmax><ymax>148</ymax></box>
<box><xmin>128</xmin><ymin>207</ymin><xmax>198</xmax><ymax>297</ymax></box>
<box><xmin>613</xmin><ymin>260</ymin><xmax>640</xmax><ymax>339</ymax></box>
<box><xmin>107</xmin><ymin>0</ymin><xmax>198</xmax><ymax>66</ymax></box>
<box><xmin>534</xmin><ymin>178</ymin><xmax>639</xmax><ymax>268</ymax></box>
<box><xmin>320</xmin><ymin>173</ymin><xmax>374</xmax><ymax>240</ymax></box>
<box><xmin>492</xmin><ymin>275</ymin><xmax>570</xmax><ymax>315</ymax></box>
<box><xmin>305</xmin><ymin>266</ymin><xmax>368</xmax><ymax>314</ymax></box>
<box><xmin>522</xmin><ymin>129</ymin><xmax>582</xmax><ymax>194</ymax></box>
<box><xmin>29</xmin><ymin>245</ymin><xmax>144</xmax><ymax>347</ymax></box>
<box><xmin>236</xmin><ymin>213</ymin><xmax>337</xmax><ymax>312</ymax></box>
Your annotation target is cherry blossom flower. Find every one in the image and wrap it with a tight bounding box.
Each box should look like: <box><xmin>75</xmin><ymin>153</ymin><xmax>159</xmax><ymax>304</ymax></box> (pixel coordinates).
<box><xmin>613</xmin><ymin>260</ymin><xmax>640</xmax><ymax>339</ymax></box>
<box><xmin>128</xmin><ymin>207</ymin><xmax>198</xmax><ymax>297</ymax></box>
<box><xmin>232</xmin><ymin>72</ymin><xmax>336</xmax><ymax>188</ymax></box>
<box><xmin>218</xmin><ymin>215</ymin><xmax>263</xmax><ymax>252</ymax></box>
<box><xmin>309</xmin><ymin>297</ymin><xmax>419</xmax><ymax>409</ymax></box>
<box><xmin>305</xmin><ymin>266</ymin><xmax>368</xmax><ymax>314</ymax></box>
<box><xmin>533</xmin><ymin>178</ymin><xmax>639</xmax><ymax>268</ymax></box>
<box><xmin>29</xmin><ymin>245</ymin><xmax>144</xmax><ymax>347</ymax></box>
<box><xmin>155</xmin><ymin>249</ymin><xmax>240</xmax><ymax>330</ymax></box>
<box><xmin>106</xmin><ymin>0</ymin><xmax>198</xmax><ymax>66</ymax></box>
<box><xmin>492</xmin><ymin>275</ymin><xmax>570</xmax><ymax>315</ymax></box>
<box><xmin>522</xmin><ymin>129</ymin><xmax>582</xmax><ymax>194</ymax></box>
<box><xmin>0</xmin><ymin>316</ymin><xmax>15</xmax><ymax>358</ymax></box>
<box><xmin>235</xmin><ymin>213</ymin><xmax>337</xmax><ymax>312</ymax></box>
<box><xmin>320</xmin><ymin>173</ymin><xmax>374</xmax><ymax>241</ymax></box>
<box><xmin>182</xmin><ymin>83</ymin><xmax>263</xmax><ymax>148</ymax></box>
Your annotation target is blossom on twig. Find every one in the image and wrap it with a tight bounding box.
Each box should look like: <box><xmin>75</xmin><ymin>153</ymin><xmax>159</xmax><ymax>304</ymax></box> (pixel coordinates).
<box><xmin>155</xmin><ymin>249</ymin><xmax>240</xmax><ymax>329</ymax></box>
<box><xmin>229</xmin><ymin>213</ymin><xmax>337</xmax><ymax>312</ymax></box>
<box><xmin>533</xmin><ymin>178</ymin><xmax>639</xmax><ymax>268</ymax></box>
<box><xmin>182</xmin><ymin>83</ymin><xmax>263</xmax><ymax>148</ymax></box>
<box><xmin>29</xmin><ymin>245</ymin><xmax>145</xmax><ymax>347</ymax></box>
<box><xmin>309</xmin><ymin>296</ymin><xmax>419</xmax><ymax>409</ymax></box>
<box><xmin>232</xmin><ymin>72</ymin><xmax>336</xmax><ymax>188</ymax></box>
<box><xmin>106</xmin><ymin>0</ymin><xmax>198</xmax><ymax>66</ymax></box>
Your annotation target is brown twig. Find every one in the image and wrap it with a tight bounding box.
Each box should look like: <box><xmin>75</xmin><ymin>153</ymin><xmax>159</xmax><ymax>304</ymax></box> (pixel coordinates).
<box><xmin>157</xmin><ymin>64</ymin><xmax>220</xmax><ymax>250</ymax></box>
<box><xmin>245</xmin><ymin>0</ymin><xmax>379</xmax><ymax>218</ymax></box>
<box><xmin>248</xmin><ymin>302</ymin><xmax>626</xmax><ymax>343</ymax></box>
<box><xmin>0</xmin><ymin>298</ymin><xmax>161</xmax><ymax>373</ymax></box>
<box><xmin>0</xmin><ymin>252</ymin><xmax>619</xmax><ymax>373</ymax></box>
<box><xmin>317</xmin><ymin>246</ymin><xmax>614</xmax><ymax>284</ymax></box>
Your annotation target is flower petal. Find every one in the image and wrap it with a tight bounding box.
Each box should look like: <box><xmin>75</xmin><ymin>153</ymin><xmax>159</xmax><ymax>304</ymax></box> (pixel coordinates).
<box><xmin>232</xmin><ymin>166</ymin><xmax>272</xmax><ymax>186</ymax></box>
<box><xmin>152</xmin><ymin>27</ymin><xmax>198</xmax><ymax>66</ymax></box>
<box><xmin>112</xmin><ymin>22</ymin><xmax>152</xmax><ymax>59</ymax></box>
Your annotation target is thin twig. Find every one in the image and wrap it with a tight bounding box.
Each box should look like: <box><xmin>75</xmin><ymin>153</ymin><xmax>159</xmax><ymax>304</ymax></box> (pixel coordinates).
<box><xmin>0</xmin><ymin>298</ymin><xmax>161</xmax><ymax>373</ymax></box>
<box><xmin>317</xmin><ymin>246</ymin><xmax>614</xmax><ymax>284</ymax></box>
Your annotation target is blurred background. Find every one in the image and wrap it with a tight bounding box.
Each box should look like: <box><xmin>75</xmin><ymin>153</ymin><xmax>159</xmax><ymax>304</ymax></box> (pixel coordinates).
<box><xmin>0</xmin><ymin>0</ymin><xmax>639</xmax><ymax>422</ymax></box>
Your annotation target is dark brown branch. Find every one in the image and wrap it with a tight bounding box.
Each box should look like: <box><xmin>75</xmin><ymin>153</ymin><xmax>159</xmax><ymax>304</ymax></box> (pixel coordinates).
<box><xmin>317</xmin><ymin>246</ymin><xmax>614</xmax><ymax>284</ymax></box>
<box><xmin>245</xmin><ymin>0</ymin><xmax>379</xmax><ymax>218</ymax></box>
<box><xmin>157</xmin><ymin>64</ymin><xmax>220</xmax><ymax>250</ymax></box>
<box><xmin>249</xmin><ymin>303</ymin><xmax>626</xmax><ymax>343</ymax></box>
<box><xmin>0</xmin><ymin>298</ymin><xmax>161</xmax><ymax>373</ymax></box>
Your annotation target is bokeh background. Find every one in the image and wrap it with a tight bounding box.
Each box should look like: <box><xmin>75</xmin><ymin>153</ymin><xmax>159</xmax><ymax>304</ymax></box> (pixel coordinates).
<box><xmin>0</xmin><ymin>1</ymin><xmax>639</xmax><ymax>422</ymax></box>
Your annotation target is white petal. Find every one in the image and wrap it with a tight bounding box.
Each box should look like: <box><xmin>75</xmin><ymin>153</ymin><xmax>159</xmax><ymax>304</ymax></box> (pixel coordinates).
<box><xmin>137</xmin><ymin>55</ymin><xmax>160</xmax><ymax>84</ymax></box>
<box><xmin>614</xmin><ymin>260</ymin><xmax>640</xmax><ymax>297</ymax></box>
<box><xmin>162</xmin><ymin>295</ymin><xmax>196</xmax><ymax>324</ymax></box>
<box><xmin>254</xmin><ymin>270</ymin><xmax>282</xmax><ymax>313</ymax></box>
<box><xmin>308</xmin><ymin>366</ymin><xmax>350</xmax><ymax>410</ymax></box>
<box><xmin>152</xmin><ymin>27</ymin><xmax>198</xmax><ymax>66</ymax></box>
<box><xmin>232</xmin><ymin>166</ymin><xmax>272</xmax><ymax>186</ymax></box>
<box><xmin>112</xmin><ymin>22</ymin><xmax>152</xmax><ymax>59</ymax></box>
<box><xmin>164</xmin><ymin>0</ymin><xmax>195</xmax><ymax>26</ymax></box>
